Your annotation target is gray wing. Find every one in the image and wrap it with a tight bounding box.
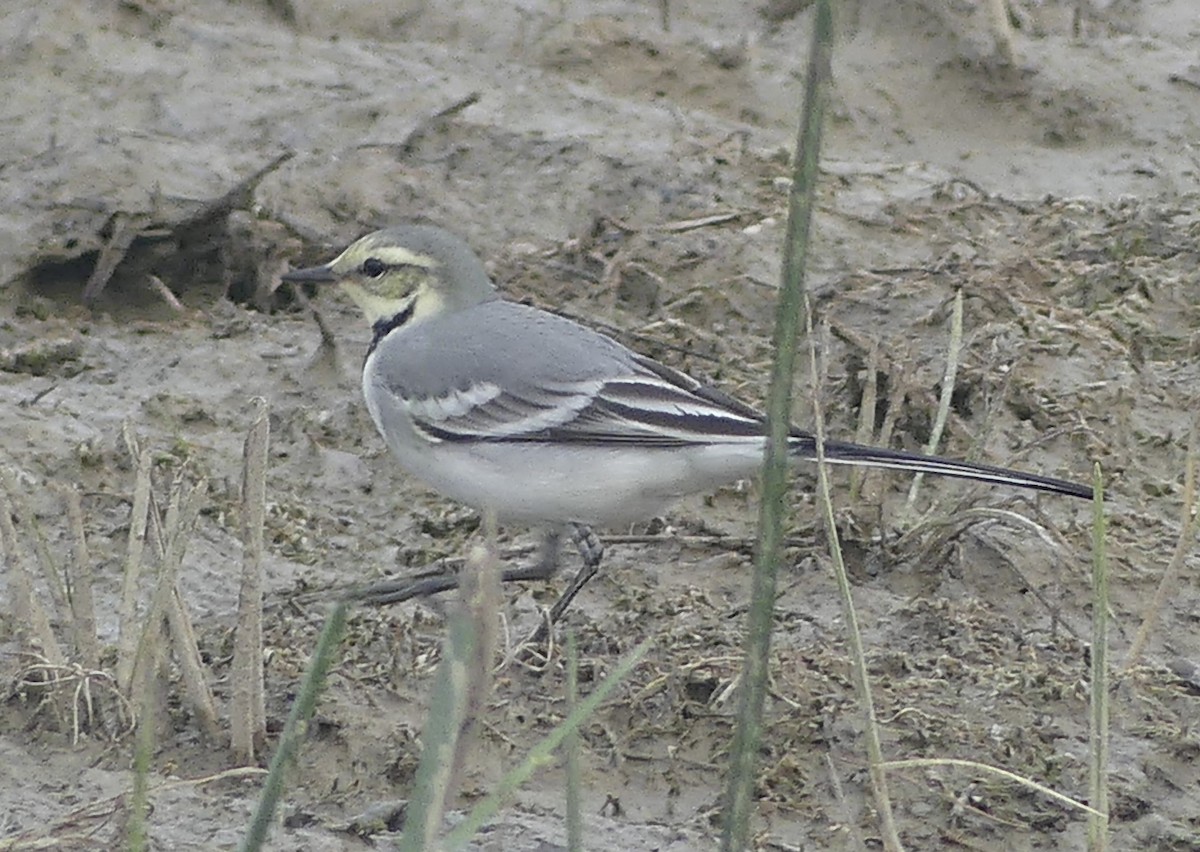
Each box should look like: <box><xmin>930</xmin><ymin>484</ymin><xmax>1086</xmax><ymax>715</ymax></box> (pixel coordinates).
<box><xmin>370</xmin><ymin>300</ymin><xmax>768</xmax><ymax>446</ymax></box>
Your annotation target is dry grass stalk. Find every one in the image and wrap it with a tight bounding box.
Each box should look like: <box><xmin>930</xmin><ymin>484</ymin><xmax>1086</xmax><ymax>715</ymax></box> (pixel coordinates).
<box><xmin>849</xmin><ymin>342</ymin><xmax>880</xmax><ymax>501</ymax></box>
<box><xmin>62</xmin><ymin>485</ymin><xmax>101</xmax><ymax>671</ymax></box>
<box><xmin>985</xmin><ymin>0</ymin><xmax>1016</xmax><ymax>65</ymax></box>
<box><xmin>232</xmin><ymin>398</ymin><xmax>270</xmax><ymax>762</ymax></box>
<box><xmin>864</xmin><ymin>351</ymin><xmax>910</xmax><ymax>509</ymax></box>
<box><xmin>804</xmin><ymin>295</ymin><xmax>903</xmax><ymax>852</ymax></box>
<box><xmin>117</xmin><ymin>424</ymin><xmax>154</xmax><ymax>696</ymax></box>
<box><xmin>131</xmin><ymin>469</ymin><xmax>219</xmax><ymax>741</ymax></box>
<box><xmin>163</xmin><ymin>476</ymin><xmax>221</xmax><ymax>741</ymax></box>
<box><xmin>903</xmin><ymin>289</ymin><xmax>964</xmax><ymax>518</ymax></box>
<box><xmin>0</xmin><ymin>478</ymin><xmax>65</xmax><ymax>666</ymax></box>
<box><xmin>3</xmin><ymin>425</ymin><xmax>226</xmax><ymax>748</ymax></box>
<box><xmin>0</xmin><ymin>463</ymin><xmax>70</xmax><ymax>621</ymax></box>
<box><xmin>61</xmin><ymin>484</ymin><xmax>132</xmax><ymax>739</ymax></box>
<box><xmin>454</xmin><ymin>512</ymin><xmax>500</xmax><ymax>778</ymax></box>
<box><xmin>879</xmin><ymin>758</ymin><xmax>1101</xmax><ymax>817</ymax></box>
<box><xmin>167</xmin><ymin>581</ymin><xmax>221</xmax><ymax>741</ymax></box>
<box><xmin>3</xmin><ymin>446</ymin><xmax>156</xmax><ymax>739</ymax></box>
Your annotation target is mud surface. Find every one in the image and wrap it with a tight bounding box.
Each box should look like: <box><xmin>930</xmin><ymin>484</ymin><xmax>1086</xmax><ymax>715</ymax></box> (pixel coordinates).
<box><xmin>3</xmin><ymin>0</ymin><xmax>1200</xmax><ymax>849</ymax></box>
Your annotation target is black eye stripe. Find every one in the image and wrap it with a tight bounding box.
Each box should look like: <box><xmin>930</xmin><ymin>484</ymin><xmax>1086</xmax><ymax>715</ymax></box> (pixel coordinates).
<box><xmin>360</xmin><ymin>257</ymin><xmax>388</xmax><ymax>278</ymax></box>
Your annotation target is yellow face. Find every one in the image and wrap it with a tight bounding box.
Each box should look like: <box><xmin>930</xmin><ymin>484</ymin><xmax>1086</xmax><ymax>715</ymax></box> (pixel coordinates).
<box><xmin>321</xmin><ymin>236</ymin><xmax>445</xmax><ymax>325</ymax></box>
<box><xmin>283</xmin><ymin>234</ymin><xmax>445</xmax><ymax>327</ymax></box>
<box><xmin>282</xmin><ymin>225</ymin><xmax>495</xmax><ymax>328</ymax></box>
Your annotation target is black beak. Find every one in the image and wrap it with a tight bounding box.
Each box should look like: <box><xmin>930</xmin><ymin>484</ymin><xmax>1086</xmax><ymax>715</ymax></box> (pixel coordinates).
<box><xmin>280</xmin><ymin>264</ymin><xmax>338</xmax><ymax>284</ymax></box>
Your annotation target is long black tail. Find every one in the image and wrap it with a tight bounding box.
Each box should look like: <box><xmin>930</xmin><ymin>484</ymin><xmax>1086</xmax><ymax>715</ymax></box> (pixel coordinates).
<box><xmin>789</xmin><ymin>434</ymin><xmax>1091</xmax><ymax>499</ymax></box>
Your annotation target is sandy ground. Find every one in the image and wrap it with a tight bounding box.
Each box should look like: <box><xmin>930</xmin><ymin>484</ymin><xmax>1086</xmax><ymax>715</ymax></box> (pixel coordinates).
<box><xmin>3</xmin><ymin>0</ymin><xmax>1200</xmax><ymax>848</ymax></box>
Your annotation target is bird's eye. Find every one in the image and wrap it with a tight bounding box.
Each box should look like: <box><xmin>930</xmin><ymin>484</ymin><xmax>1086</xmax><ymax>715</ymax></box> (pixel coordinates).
<box><xmin>360</xmin><ymin>258</ymin><xmax>387</xmax><ymax>278</ymax></box>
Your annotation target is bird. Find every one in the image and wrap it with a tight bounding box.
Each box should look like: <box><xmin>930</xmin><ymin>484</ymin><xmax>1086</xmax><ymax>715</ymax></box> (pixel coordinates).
<box><xmin>282</xmin><ymin>223</ymin><xmax>1090</xmax><ymax>622</ymax></box>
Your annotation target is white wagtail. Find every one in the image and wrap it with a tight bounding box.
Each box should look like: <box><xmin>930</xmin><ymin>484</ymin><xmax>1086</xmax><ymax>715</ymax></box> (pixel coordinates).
<box><xmin>282</xmin><ymin>224</ymin><xmax>1089</xmax><ymax>620</ymax></box>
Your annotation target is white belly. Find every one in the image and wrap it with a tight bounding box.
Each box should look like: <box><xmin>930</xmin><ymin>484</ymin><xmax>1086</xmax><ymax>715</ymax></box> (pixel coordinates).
<box><xmin>392</xmin><ymin>435</ymin><xmax>763</xmax><ymax>526</ymax></box>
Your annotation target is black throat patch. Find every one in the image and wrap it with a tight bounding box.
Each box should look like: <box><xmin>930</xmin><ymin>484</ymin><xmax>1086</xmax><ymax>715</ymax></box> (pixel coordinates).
<box><xmin>367</xmin><ymin>303</ymin><xmax>415</xmax><ymax>358</ymax></box>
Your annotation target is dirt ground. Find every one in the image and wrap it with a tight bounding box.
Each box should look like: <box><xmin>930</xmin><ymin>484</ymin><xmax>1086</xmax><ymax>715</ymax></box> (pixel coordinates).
<box><xmin>3</xmin><ymin>0</ymin><xmax>1200</xmax><ymax>849</ymax></box>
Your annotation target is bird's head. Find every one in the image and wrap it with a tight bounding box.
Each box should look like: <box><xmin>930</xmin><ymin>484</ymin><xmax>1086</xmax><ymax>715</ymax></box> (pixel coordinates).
<box><xmin>281</xmin><ymin>224</ymin><xmax>497</xmax><ymax>327</ymax></box>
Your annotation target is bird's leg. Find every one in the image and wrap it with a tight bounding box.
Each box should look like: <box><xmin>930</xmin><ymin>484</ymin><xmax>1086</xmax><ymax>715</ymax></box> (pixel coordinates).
<box><xmin>547</xmin><ymin>523</ymin><xmax>605</xmax><ymax>624</ymax></box>
<box><xmin>523</xmin><ymin>524</ymin><xmax>604</xmax><ymax>646</ymax></box>
<box><xmin>343</xmin><ymin>529</ymin><xmax>563</xmax><ymax>607</ymax></box>
<box><xmin>507</xmin><ymin>525</ymin><xmax>604</xmax><ymax>654</ymax></box>
<box><xmin>344</xmin><ymin>526</ymin><xmax>605</xmax><ymax>636</ymax></box>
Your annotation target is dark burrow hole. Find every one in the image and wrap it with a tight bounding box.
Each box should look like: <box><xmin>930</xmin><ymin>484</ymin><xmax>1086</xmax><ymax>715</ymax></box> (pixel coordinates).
<box><xmin>21</xmin><ymin>213</ymin><xmax>307</xmax><ymax>315</ymax></box>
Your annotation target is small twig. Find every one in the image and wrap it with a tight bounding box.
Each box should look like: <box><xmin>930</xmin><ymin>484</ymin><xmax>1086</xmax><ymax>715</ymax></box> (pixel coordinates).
<box><xmin>289</xmin><ymin>285</ymin><xmax>340</xmax><ymax>359</ymax></box>
<box><xmin>881</xmin><ymin>758</ymin><xmax>1102</xmax><ymax>818</ymax></box>
<box><xmin>332</xmin><ymin>531</ymin><xmax>815</xmax><ymax>612</ymax></box>
<box><xmin>356</xmin><ymin>92</ymin><xmax>481</xmax><ymax>156</ymax></box>
<box><xmin>862</xmin><ymin>351</ymin><xmax>911</xmax><ymax>507</ymax></box>
<box><xmin>898</xmin><ymin>505</ymin><xmax>1061</xmax><ymax>554</ymax></box>
<box><xmin>175</xmin><ymin>151</ymin><xmax>295</xmax><ymax>232</ymax></box>
<box><xmin>658</xmin><ymin>212</ymin><xmax>743</xmax><ymax>232</ymax></box>
<box><xmin>1168</xmin><ymin>68</ymin><xmax>1200</xmax><ymax>92</ymax></box>
<box><xmin>83</xmin><ymin>212</ymin><xmax>150</xmax><ymax>303</ymax></box>
<box><xmin>145</xmin><ymin>274</ymin><xmax>185</xmax><ymax>313</ymax></box>
<box><xmin>18</xmin><ymin>383</ymin><xmax>58</xmax><ymax>408</ymax></box>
